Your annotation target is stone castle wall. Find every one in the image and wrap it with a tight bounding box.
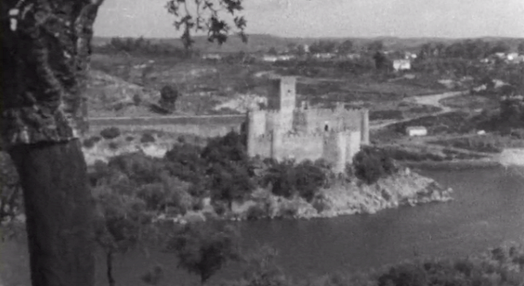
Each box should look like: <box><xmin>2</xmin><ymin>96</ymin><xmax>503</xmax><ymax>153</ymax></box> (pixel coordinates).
<box><xmin>248</xmin><ymin>130</ymin><xmax>361</xmax><ymax>172</ymax></box>
<box><xmin>245</xmin><ymin>76</ymin><xmax>370</xmax><ymax>173</ymax></box>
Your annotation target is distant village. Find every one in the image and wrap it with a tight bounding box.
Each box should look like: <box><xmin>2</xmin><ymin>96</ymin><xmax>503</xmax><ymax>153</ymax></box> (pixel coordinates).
<box><xmin>201</xmin><ymin>41</ymin><xmax>524</xmax><ymax>72</ymax></box>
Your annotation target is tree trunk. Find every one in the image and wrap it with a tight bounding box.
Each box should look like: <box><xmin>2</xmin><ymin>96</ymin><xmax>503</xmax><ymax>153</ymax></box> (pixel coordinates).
<box><xmin>1</xmin><ymin>1</ymin><xmax>104</xmax><ymax>286</ymax></box>
<box><xmin>9</xmin><ymin>140</ymin><xmax>95</xmax><ymax>286</ymax></box>
<box><xmin>106</xmin><ymin>251</ymin><xmax>116</xmax><ymax>286</ymax></box>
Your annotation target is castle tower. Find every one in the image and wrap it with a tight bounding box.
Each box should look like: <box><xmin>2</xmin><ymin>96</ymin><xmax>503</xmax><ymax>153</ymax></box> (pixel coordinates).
<box><xmin>246</xmin><ymin>109</ymin><xmax>257</xmax><ymax>157</ymax></box>
<box><xmin>360</xmin><ymin>109</ymin><xmax>369</xmax><ymax>144</ymax></box>
<box><xmin>270</xmin><ymin>129</ymin><xmax>283</xmax><ymax>161</ymax></box>
<box><xmin>267</xmin><ymin>77</ymin><xmax>296</xmax><ymax>132</ymax></box>
<box><xmin>323</xmin><ymin>131</ymin><xmax>348</xmax><ymax>173</ymax></box>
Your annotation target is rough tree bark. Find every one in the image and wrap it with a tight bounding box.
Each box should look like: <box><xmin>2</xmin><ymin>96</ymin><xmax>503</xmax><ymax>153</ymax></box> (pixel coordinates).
<box><xmin>1</xmin><ymin>1</ymin><xmax>104</xmax><ymax>286</ymax></box>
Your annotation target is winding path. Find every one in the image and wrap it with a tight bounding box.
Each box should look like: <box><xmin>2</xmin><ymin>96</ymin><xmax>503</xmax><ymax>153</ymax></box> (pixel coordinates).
<box><xmin>370</xmin><ymin>90</ymin><xmax>467</xmax><ymax>130</ymax></box>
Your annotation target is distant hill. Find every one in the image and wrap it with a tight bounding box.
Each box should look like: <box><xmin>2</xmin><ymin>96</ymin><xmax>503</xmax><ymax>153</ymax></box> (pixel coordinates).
<box><xmin>92</xmin><ymin>34</ymin><xmax>524</xmax><ymax>54</ymax></box>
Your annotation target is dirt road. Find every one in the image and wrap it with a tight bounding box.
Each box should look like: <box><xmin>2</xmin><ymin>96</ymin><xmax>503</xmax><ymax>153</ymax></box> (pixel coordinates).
<box><xmin>370</xmin><ymin>90</ymin><xmax>467</xmax><ymax>130</ymax></box>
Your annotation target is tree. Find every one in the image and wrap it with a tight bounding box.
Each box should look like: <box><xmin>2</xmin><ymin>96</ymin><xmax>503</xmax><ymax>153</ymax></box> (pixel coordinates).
<box><xmin>367</xmin><ymin>40</ymin><xmax>384</xmax><ymax>52</ymax></box>
<box><xmin>94</xmin><ymin>188</ymin><xmax>155</xmax><ymax>286</ymax></box>
<box><xmin>518</xmin><ymin>42</ymin><xmax>524</xmax><ymax>54</ymax></box>
<box><xmin>337</xmin><ymin>39</ymin><xmax>354</xmax><ymax>55</ymax></box>
<box><xmin>0</xmin><ymin>152</ymin><xmax>22</xmax><ymax>224</ymax></box>
<box><xmin>1</xmin><ymin>1</ymin><xmax>104</xmax><ymax>286</ymax></box>
<box><xmin>296</xmin><ymin>44</ymin><xmax>307</xmax><ymax>56</ymax></box>
<box><xmin>373</xmin><ymin>51</ymin><xmax>391</xmax><ymax>71</ymax></box>
<box><xmin>166</xmin><ymin>222</ymin><xmax>242</xmax><ymax>285</ymax></box>
<box><xmin>310</xmin><ymin>40</ymin><xmax>337</xmax><ymax>54</ymax></box>
<box><xmin>0</xmin><ymin>1</ymin><xmax>247</xmax><ymax>286</ymax></box>
<box><xmin>353</xmin><ymin>147</ymin><xmax>396</xmax><ymax>185</ymax></box>
<box><xmin>160</xmin><ymin>85</ymin><xmax>180</xmax><ymax>111</ymax></box>
<box><xmin>166</xmin><ymin>0</ymin><xmax>247</xmax><ymax>50</ymax></box>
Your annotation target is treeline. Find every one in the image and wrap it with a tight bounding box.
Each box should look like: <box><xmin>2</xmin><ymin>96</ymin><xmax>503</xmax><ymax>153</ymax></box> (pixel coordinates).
<box><xmin>95</xmin><ymin>37</ymin><xmax>200</xmax><ymax>57</ymax></box>
<box><xmin>417</xmin><ymin>40</ymin><xmax>516</xmax><ymax>60</ymax></box>
<box><xmin>274</xmin><ymin>57</ymin><xmax>378</xmax><ymax>77</ymax></box>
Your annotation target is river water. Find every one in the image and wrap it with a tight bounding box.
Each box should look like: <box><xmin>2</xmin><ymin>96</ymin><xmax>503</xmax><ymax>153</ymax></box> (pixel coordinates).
<box><xmin>2</xmin><ymin>166</ymin><xmax>524</xmax><ymax>286</ymax></box>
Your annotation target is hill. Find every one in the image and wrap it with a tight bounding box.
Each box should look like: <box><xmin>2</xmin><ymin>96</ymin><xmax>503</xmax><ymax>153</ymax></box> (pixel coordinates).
<box><xmin>92</xmin><ymin>34</ymin><xmax>524</xmax><ymax>54</ymax></box>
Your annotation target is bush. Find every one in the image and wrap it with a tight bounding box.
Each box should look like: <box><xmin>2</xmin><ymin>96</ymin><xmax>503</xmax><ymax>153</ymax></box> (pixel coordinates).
<box><xmin>83</xmin><ymin>136</ymin><xmax>102</xmax><ymax>148</ymax></box>
<box><xmin>108</xmin><ymin>142</ymin><xmax>119</xmax><ymax>150</ymax></box>
<box><xmin>246</xmin><ymin>205</ymin><xmax>266</xmax><ymax>220</ymax></box>
<box><xmin>100</xmin><ymin>127</ymin><xmax>121</xmax><ymax>140</ymax></box>
<box><xmin>353</xmin><ymin>146</ymin><xmax>397</xmax><ymax>185</ymax></box>
<box><xmin>140</xmin><ymin>133</ymin><xmax>156</xmax><ymax>144</ymax></box>
<box><xmin>263</xmin><ymin>159</ymin><xmax>327</xmax><ymax>202</ymax></box>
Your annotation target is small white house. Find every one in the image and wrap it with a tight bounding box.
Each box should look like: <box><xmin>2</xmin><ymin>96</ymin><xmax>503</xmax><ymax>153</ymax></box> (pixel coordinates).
<box><xmin>406</xmin><ymin>126</ymin><xmax>427</xmax><ymax>137</ymax></box>
<box><xmin>262</xmin><ymin>55</ymin><xmax>279</xmax><ymax>62</ymax></box>
<box><xmin>202</xmin><ymin>54</ymin><xmax>222</xmax><ymax>60</ymax></box>
<box><xmin>393</xmin><ymin>59</ymin><xmax>411</xmax><ymax>71</ymax></box>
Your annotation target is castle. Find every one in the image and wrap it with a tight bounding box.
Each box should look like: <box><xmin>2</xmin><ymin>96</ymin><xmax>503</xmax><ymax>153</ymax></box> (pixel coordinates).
<box><xmin>246</xmin><ymin>76</ymin><xmax>369</xmax><ymax>173</ymax></box>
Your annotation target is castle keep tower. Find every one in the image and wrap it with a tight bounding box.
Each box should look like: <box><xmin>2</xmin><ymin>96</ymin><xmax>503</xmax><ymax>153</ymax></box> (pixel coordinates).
<box><xmin>245</xmin><ymin>76</ymin><xmax>370</xmax><ymax>173</ymax></box>
<box><xmin>268</xmin><ymin>76</ymin><xmax>296</xmax><ymax>132</ymax></box>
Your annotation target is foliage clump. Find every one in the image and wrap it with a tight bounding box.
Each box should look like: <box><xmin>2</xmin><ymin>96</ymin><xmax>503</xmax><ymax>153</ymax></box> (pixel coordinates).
<box><xmin>100</xmin><ymin>127</ymin><xmax>122</xmax><ymax>140</ymax></box>
<box><xmin>82</xmin><ymin>136</ymin><xmax>102</xmax><ymax>148</ymax></box>
<box><xmin>353</xmin><ymin>146</ymin><xmax>397</xmax><ymax>185</ymax></box>
<box><xmin>166</xmin><ymin>222</ymin><xmax>242</xmax><ymax>284</ymax></box>
<box><xmin>262</xmin><ymin>159</ymin><xmax>330</xmax><ymax>202</ymax></box>
<box><xmin>140</xmin><ymin>132</ymin><xmax>156</xmax><ymax>143</ymax></box>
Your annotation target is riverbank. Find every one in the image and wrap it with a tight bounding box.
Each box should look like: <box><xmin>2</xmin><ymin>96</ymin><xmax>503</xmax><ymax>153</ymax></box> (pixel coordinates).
<box><xmin>159</xmin><ymin>167</ymin><xmax>453</xmax><ymax>224</ymax></box>
<box><xmin>402</xmin><ymin>158</ymin><xmax>501</xmax><ymax>170</ymax></box>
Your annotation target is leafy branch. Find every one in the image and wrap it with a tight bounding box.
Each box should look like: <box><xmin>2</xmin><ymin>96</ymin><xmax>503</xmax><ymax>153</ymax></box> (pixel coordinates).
<box><xmin>165</xmin><ymin>0</ymin><xmax>247</xmax><ymax>50</ymax></box>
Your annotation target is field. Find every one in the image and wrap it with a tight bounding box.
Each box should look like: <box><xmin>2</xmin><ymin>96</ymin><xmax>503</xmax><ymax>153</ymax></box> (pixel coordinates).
<box><xmin>85</xmin><ymin>48</ymin><xmax>521</xmax><ymax>164</ymax></box>
<box><xmin>87</xmin><ymin>52</ymin><xmax>449</xmax><ymax>121</ymax></box>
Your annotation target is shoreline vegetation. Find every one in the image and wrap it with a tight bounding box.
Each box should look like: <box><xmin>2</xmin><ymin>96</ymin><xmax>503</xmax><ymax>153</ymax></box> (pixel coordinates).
<box><xmin>79</xmin><ymin>129</ymin><xmax>457</xmax><ymax>225</ymax></box>
<box><xmin>158</xmin><ymin>168</ymin><xmax>453</xmax><ymax>224</ymax></box>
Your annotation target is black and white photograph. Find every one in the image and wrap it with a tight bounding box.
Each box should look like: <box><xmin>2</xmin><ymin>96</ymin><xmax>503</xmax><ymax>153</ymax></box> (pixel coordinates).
<box><xmin>1</xmin><ymin>1</ymin><xmax>524</xmax><ymax>285</ymax></box>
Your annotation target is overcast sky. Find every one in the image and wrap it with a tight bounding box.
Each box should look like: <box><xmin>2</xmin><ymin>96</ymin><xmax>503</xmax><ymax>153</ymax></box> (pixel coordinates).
<box><xmin>94</xmin><ymin>0</ymin><xmax>524</xmax><ymax>39</ymax></box>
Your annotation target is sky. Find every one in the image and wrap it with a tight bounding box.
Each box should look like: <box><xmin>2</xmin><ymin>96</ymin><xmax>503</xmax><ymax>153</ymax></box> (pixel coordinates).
<box><xmin>94</xmin><ymin>0</ymin><xmax>524</xmax><ymax>39</ymax></box>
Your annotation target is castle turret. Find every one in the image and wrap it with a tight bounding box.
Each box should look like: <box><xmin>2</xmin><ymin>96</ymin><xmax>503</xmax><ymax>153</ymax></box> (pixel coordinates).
<box><xmin>247</xmin><ymin>109</ymin><xmax>257</xmax><ymax>157</ymax></box>
<box><xmin>270</xmin><ymin>129</ymin><xmax>283</xmax><ymax>161</ymax></box>
<box><xmin>323</xmin><ymin>131</ymin><xmax>348</xmax><ymax>173</ymax></box>
<box><xmin>360</xmin><ymin>109</ymin><xmax>369</xmax><ymax>144</ymax></box>
<box><xmin>267</xmin><ymin>77</ymin><xmax>296</xmax><ymax>133</ymax></box>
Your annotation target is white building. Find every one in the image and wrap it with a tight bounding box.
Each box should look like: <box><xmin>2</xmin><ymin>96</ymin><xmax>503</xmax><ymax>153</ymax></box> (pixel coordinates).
<box><xmin>393</xmin><ymin>59</ymin><xmax>411</xmax><ymax>71</ymax></box>
<box><xmin>202</xmin><ymin>54</ymin><xmax>222</xmax><ymax>60</ymax></box>
<box><xmin>406</xmin><ymin>126</ymin><xmax>428</xmax><ymax>137</ymax></box>
<box><xmin>262</xmin><ymin>55</ymin><xmax>279</xmax><ymax>62</ymax></box>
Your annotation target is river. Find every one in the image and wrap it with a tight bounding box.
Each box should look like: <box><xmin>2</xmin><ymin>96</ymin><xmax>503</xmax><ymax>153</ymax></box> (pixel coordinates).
<box><xmin>2</xmin><ymin>166</ymin><xmax>524</xmax><ymax>286</ymax></box>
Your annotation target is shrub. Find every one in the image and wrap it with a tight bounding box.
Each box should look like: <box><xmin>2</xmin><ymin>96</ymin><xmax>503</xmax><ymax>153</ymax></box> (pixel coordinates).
<box><xmin>263</xmin><ymin>160</ymin><xmax>297</xmax><ymax>199</ymax></box>
<box><xmin>141</xmin><ymin>133</ymin><xmax>156</xmax><ymax>143</ymax></box>
<box><xmin>246</xmin><ymin>205</ymin><xmax>266</xmax><ymax>220</ymax></box>
<box><xmin>295</xmin><ymin>160</ymin><xmax>327</xmax><ymax>202</ymax></box>
<box><xmin>100</xmin><ymin>127</ymin><xmax>121</xmax><ymax>140</ymax></box>
<box><xmin>108</xmin><ymin>142</ymin><xmax>119</xmax><ymax>150</ymax></box>
<box><xmin>108</xmin><ymin>152</ymin><xmax>165</xmax><ymax>185</ymax></box>
<box><xmin>353</xmin><ymin>146</ymin><xmax>396</xmax><ymax>185</ymax></box>
<box><xmin>126</xmin><ymin>136</ymin><xmax>135</xmax><ymax>142</ymax></box>
<box><xmin>83</xmin><ymin>136</ymin><xmax>102</xmax><ymax>148</ymax></box>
